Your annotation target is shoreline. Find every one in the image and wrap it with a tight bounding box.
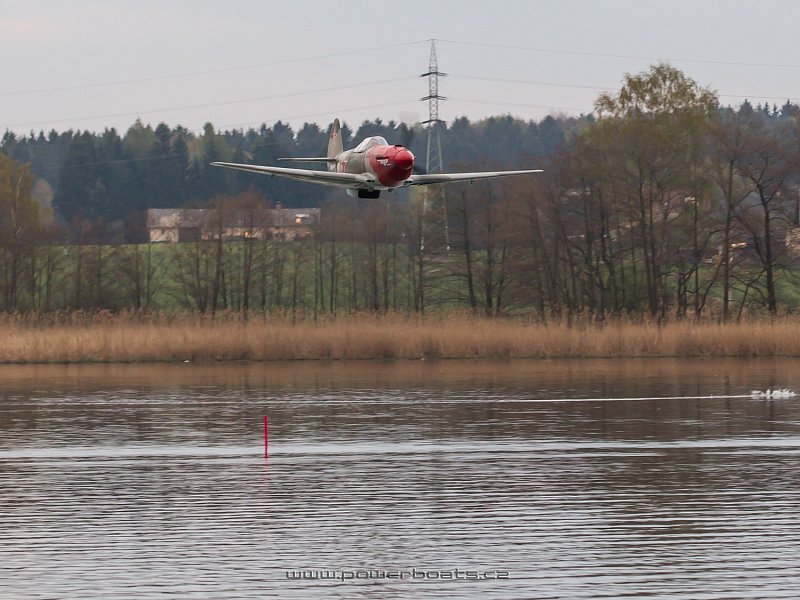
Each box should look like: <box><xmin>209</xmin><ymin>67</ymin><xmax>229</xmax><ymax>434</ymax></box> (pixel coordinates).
<box><xmin>2</xmin><ymin>312</ymin><xmax>800</xmax><ymax>364</ymax></box>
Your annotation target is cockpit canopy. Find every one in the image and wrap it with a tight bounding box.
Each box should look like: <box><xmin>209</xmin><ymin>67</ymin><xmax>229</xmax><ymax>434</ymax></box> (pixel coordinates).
<box><xmin>353</xmin><ymin>136</ymin><xmax>388</xmax><ymax>152</ymax></box>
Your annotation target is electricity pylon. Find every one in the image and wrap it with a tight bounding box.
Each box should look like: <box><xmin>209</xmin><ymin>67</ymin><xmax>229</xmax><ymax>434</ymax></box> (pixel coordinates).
<box><xmin>420</xmin><ymin>39</ymin><xmax>449</xmax><ymax>250</ymax></box>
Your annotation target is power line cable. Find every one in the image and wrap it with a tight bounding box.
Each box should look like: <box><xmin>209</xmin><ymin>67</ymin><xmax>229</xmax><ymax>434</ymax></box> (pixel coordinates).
<box><xmin>449</xmin><ymin>97</ymin><xmax>591</xmax><ymax>113</ymax></box>
<box><xmin>437</xmin><ymin>38</ymin><xmax>800</xmax><ymax>70</ymax></box>
<box><xmin>35</xmin><ymin>153</ymin><xmax>186</xmax><ymax>174</ymax></box>
<box><xmin>4</xmin><ymin>76</ymin><xmax>418</xmax><ymax>130</ymax></box>
<box><xmin>7</xmin><ymin>39</ymin><xmax>799</xmax><ymax>134</ymax></box>
<box><xmin>2</xmin><ymin>40</ymin><xmax>428</xmax><ymax>97</ymax></box>
<box><xmin>216</xmin><ymin>100</ymin><xmax>418</xmax><ymax>133</ymax></box>
<box><xmin>449</xmin><ymin>74</ymin><xmax>800</xmax><ymax>103</ymax></box>
<box><xmin>450</xmin><ymin>74</ymin><xmax>608</xmax><ymax>91</ymax></box>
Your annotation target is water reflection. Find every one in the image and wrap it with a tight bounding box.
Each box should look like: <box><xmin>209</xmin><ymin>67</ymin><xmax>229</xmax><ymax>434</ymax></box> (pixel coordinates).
<box><xmin>1</xmin><ymin>359</ymin><xmax>800</xmax><ymax>598</ymax></box>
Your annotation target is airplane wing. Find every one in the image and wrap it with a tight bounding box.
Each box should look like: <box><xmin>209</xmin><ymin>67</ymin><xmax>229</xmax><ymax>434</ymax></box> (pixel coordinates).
<box><xmin>210</xmin><ymin>162</ymin><xmax>376</xmax><ymax>189</ymax></box>
<box><xmin>404</xmin><ymin>169</ymin><xmax>543</xmax><ymax>186</ymax></box>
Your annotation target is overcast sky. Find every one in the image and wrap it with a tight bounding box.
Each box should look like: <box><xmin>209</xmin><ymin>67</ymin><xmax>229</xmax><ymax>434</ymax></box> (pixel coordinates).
<box><xmin>3</xmin><ymin>0</ymin><xmax>800</xmax><ymax>136</ymax></box>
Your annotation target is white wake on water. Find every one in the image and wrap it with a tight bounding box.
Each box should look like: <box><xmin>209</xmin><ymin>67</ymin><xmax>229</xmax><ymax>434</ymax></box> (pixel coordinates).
<box><xmin>750</xmin><ymin>388</ymin><xmax>797</xmax><ymax>399</ymax></box>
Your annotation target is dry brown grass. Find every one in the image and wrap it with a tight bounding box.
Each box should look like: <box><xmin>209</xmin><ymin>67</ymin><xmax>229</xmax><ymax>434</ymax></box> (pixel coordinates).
<box><xmin>0</xmin><ymin>311</ymin><xmax>799</xmax><ymax>363</ymax></box>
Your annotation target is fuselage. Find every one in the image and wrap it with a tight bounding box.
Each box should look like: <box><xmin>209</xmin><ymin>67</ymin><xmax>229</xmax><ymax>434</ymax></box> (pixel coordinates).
<box><xmin>331</xmin><ymin>136</ymin><xmax>414</xmax><ymax>192</ymax></box>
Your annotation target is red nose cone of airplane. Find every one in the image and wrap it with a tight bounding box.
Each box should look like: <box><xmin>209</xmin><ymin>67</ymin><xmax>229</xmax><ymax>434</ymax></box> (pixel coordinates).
<box><xmin>395</xmin><ymin>149</ymin><xmax>414</xmax><ymax>172</ymax></box>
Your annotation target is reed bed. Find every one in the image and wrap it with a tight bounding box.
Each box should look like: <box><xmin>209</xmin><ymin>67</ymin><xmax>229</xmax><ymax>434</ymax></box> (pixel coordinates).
<box><xmin>0</xmin><ymin>311</ymin><xmax>799</xmax><ymax>363</ymax></box>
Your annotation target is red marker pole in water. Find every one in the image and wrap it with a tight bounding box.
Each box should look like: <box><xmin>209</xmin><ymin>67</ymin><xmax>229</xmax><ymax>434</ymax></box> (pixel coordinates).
<box><xmin>264</xmin><ymin>415</ymin><xmax>269</xmax><ymax>458</ymax></box>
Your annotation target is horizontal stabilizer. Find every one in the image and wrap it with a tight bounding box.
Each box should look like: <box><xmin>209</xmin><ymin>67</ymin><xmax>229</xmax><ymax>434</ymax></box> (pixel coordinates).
<box><xmin>278</xmin><ymin>157</ymin><xmax>337</xmax><ymax>162</ymax></box>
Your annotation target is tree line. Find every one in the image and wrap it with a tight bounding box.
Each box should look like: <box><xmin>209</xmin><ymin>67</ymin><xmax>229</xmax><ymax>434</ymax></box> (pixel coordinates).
<box><xmin>0</xmin><ymin>113</ymin><xmax>567</xmax><ymax>235</ymax></box>
<box><xmin>2</xmin><ymin>63</ymin><xmax>800</xmax><ymax>320</ymax></box>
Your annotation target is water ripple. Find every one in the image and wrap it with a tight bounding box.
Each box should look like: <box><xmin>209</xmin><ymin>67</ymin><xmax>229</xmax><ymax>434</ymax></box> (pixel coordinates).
<box><xmin>1</xmin><ymin>360</ymin><xmax>800</xmax><ymax>598</ymax></box>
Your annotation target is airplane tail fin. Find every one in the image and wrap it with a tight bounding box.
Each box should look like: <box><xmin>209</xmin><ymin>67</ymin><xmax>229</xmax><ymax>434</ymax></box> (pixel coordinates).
<box><xmin>327</xmin><ymin>118</ymin><xmax>343</xmax><ymax>158</ymax></box>
<box><xmin>276</xmin><ymin>119</ymin><xmax>343</xmax><ymax>166</ymax></box>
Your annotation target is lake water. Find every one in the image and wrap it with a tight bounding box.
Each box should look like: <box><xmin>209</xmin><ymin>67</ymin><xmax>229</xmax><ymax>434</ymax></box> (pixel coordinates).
<box><xmin>1</xmin><ymin>359</ymin><xmax>800</xmax><ymax>599</ymax></box>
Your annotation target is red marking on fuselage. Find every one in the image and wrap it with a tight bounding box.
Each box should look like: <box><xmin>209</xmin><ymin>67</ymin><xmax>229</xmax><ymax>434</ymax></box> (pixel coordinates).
<box><xmin>367</xmin><ymin>146</ymin><xmax>415</xmax><ymax>187</ymax></box>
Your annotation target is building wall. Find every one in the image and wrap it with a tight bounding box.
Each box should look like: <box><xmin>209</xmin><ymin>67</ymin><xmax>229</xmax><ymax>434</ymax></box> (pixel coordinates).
<box><xmin>149</xmin><ymin>228</ymin><xmax>178</xmax><ymax>243</ymax></box>
<box><xmin>146</xmin><ymin>208</ymin><xmax>320</xmax><ymax>243</ymax></box>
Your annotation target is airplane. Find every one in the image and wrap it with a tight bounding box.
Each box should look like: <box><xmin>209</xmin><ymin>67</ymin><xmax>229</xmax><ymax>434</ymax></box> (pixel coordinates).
<box><xmin>211</xmin><ymin>118</ymin><xmax>542</xmax><ymax>198</ymax></box>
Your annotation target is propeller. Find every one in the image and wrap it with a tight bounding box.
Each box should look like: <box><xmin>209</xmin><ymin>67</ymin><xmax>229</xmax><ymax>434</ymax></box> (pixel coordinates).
<box><xmin>398</xmin><ymin>123</ymin><xmax>427</xmax><ymax>175</ymax></box>
<box><xmin>399</xmin><ymin>122</ymin><xmax>415</xmax><ymax>149</ymax></box>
